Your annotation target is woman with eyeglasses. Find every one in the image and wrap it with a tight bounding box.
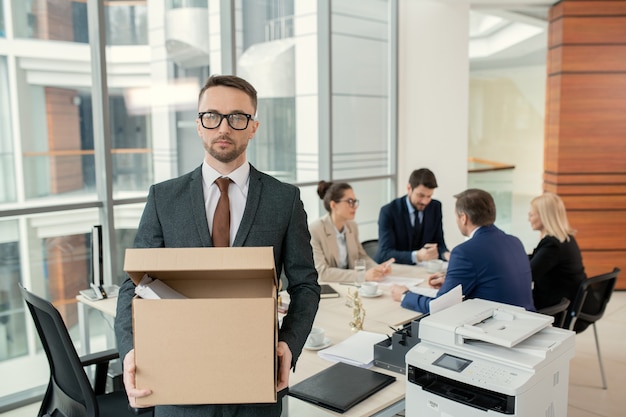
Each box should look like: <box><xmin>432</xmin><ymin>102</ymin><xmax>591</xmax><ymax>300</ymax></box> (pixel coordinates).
<box><xmin>309</xmin><ymin>180</ymin><xmax>394</xmax><ymax>282</ymax></box>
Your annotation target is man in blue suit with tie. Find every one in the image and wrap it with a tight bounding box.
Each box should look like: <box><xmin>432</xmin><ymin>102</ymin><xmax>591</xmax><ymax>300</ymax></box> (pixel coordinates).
<box><xmin>391</xmin><ymin>188</ymin><xmax>535</xmax><ymax>314</ymax></box>
<box><xmin>115</xmin><ymin>75</ymin><xmax>320</xmax><ymax>417</ymax></box>
<box><xmin>375</xmin><ymin>168</ymin><xmax>450</xmax><ymax>265</ymax></box>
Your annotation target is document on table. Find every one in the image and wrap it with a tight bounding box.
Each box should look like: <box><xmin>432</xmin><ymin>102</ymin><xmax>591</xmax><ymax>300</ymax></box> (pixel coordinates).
<box><xmin>379</xmin><ymin>275</ymin><xmax>424</xmax><ymax>287</ymax></box>
<box><xmin>318</xmin><ymin>331</ymin><xmax>387</xmax><ymax>368</ymax></box>
<box><xmin>408</xmin><ymin>286</ymin><xmax>438</xmax><ymax>298</ymax></box>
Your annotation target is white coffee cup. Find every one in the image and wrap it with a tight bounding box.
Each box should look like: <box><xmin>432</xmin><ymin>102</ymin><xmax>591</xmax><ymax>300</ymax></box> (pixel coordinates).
<box><xmin>307</xmin><ymin>327</ymin><xmax>325</xmax><ymax>347</ymax></box>
<box><xmin>425</xmin><ymin>259</ymin><xmax>444</xmax><ymax>273</ymax></box>
<box><xmin>361</xmin><ymin>281</ymin><xmax>379</xmax><ymax>296</ymax></box>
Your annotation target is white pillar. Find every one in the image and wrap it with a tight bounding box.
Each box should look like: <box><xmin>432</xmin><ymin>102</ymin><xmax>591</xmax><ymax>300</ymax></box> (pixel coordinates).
<box><xmin>398</xmin><ymin>0</ymin><xmax>470</xmax><ymax>249</ymax></box>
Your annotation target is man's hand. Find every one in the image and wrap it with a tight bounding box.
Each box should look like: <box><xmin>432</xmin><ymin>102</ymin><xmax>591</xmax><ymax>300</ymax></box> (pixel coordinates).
<box><xmin>428</xmin><ymin>272</ymin><xmax>445</xmax><ymax>289</ymax></box>
<box><xmin>123</xmin><ymin>349</ymin><xmax>153</xmax><ymax>408</ymax></box>
<box><xmin>390</xmin><ymin>285</ymin><xmax>409</xmax><ymax>302</ymax></box>
<box><xmin>276</xmin><ymin>341</ymin><xmax>292</xmax><ymax>392</ymax></box>
<box><xmin>417</xmin><ymin>243</ymin><xmax>438</xmax><ymax>262</ymax></box>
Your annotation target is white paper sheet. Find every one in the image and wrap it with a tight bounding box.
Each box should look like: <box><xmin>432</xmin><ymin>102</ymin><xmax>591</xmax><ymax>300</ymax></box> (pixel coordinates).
<box><xmin>317</xmin><ymin>331</ymin><xmax>387</xmax><ymax>368</ymax></box>
<box><xmin>134</xmin><ymin>274</ymin><xmax>187</xmax><ymax>299</ymax></box>
<box><xmin>429</xmin><ymin>284</ymin><xmax>462</xmax><ymax>314</ymax></box>
<box><xmin>408</xmin><ymin>286</ymin><xmax>438</xmax><ymax>298</ymax></box>
<box><xmin>379</xmin><ymin>275</ymin><xmax>425</xmax><ymax>287</ymax></box>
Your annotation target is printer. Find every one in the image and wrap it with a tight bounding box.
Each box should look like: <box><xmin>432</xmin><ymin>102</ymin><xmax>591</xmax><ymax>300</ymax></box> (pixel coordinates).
<box><xmin>405</xmin><ymin>299</ymin><xmax>575</xmax><ymax>417</ymax></box>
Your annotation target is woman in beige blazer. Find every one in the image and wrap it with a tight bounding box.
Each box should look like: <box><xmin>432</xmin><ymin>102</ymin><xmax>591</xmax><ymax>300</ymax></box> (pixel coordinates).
<box><xmin>309</xmin><ymin>181</ymin><xmax>394</xmax><ymax>282</ymax></box>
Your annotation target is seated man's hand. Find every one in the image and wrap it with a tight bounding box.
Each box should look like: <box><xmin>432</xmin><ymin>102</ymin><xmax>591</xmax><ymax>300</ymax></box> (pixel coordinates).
<box><xmin>427</xmin><ymin>272</ymin><xmax>445</xmax><ymax>289</ymax></box>
<box><xmin>123</xmin><ymin>349</ymin><xmax>153</xmax><ymax>408</ymax></box>
<box><xmin>417</xmin><ymin>243</ymin><xmax>438</xmax><ymax>262</ymax></box>
<box><xmin>391</xmin><ymin>285</ymin><xmax>409</xmax><ymax>302</ymax></box>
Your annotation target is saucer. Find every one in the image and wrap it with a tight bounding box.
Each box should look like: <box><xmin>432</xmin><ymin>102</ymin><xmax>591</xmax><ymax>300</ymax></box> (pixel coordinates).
<box><xmin>304</xmin><ymin>337</ymin><xmax>332</xmax><ymax>351</ymax></box>
<box><xmin>358</xmin><ymin>289</ymin><xmax>383</xmax><ymax>298</ymax></box>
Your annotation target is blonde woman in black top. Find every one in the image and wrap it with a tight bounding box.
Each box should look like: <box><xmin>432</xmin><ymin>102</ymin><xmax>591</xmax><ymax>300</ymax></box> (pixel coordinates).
<box><xmin>528</xmin><ymin>192</ymin><xmax>586</xmax><ymax>309</ymax></box>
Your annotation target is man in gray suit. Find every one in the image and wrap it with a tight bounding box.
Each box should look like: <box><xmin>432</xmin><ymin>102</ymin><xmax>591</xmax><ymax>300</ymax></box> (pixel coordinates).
<box><xmin>114</xmin><ymin>75</ymin><xmax>320</xmax><ymax>417</ymax></box>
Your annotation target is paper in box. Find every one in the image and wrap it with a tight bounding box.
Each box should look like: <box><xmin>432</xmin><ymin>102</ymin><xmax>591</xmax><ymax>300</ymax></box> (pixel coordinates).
<box><xmin>124</xmin><ymin>247</ymin><xmax>278</xmax><ymax>405</ymax></box>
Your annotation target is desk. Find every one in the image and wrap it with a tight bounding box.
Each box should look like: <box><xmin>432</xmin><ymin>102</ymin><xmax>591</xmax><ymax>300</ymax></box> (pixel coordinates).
<box><xmin>76</xmin><ymin>295</ymin><xmax>117</xmax><ymax>355</ymax></box>
<box><xmin>75</xmin><ymin>264</ymin><xmax>430</xmax><ymax>416</ymax></box>
<box><xmin>285</xmin><ymin>263</ymin><xmax>428</xmax><ymax>417</ymax></box>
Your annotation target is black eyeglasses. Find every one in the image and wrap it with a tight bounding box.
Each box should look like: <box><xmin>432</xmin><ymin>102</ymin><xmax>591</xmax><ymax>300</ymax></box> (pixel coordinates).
<box><xmin>198</xmin><ymin>112</ymin><xmax>255</xmax><ymax>131</ymax></box>
<box><xmin>338</xmin><ymin>198</ymin><xmax>359</xmax><ymax>208</ymax></box>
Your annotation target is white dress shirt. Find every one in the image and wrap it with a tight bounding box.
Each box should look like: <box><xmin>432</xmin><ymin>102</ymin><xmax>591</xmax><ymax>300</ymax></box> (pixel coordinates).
<box><xmin>202</xmin><ymin>161</ymin><xmax>250</xmax><ymax>246</ymax></box>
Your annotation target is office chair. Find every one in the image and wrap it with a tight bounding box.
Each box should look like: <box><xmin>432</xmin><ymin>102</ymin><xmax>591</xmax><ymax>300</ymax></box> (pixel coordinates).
<box><xmin>562</xmin><ymin>267</ymin><xmax>620</xmax><ymax>389</ymax></box>
<box><xmin>361</xmin><ymin>239</ymin><xmax>379</xmax><ymax>260</ymax></box>
<box><xmin>19</xmin><ymin>284</ymin><xmax>153</xmax><ymax>417</ymax></box>
<box><xmin>537</xmin><ymin>297</ymin><xmax>570</xmax><ymax>328</ymax></box>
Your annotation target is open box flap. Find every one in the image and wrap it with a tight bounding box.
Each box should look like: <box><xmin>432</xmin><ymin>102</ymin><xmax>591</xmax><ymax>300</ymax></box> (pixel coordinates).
<box><xmin>124</xmin><ymin>247</ymin><xmax>277</xmax><ymax>289</ymax></box>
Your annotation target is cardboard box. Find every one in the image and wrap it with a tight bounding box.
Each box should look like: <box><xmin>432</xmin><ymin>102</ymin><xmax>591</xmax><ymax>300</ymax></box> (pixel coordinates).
<box><xmin>124</xmin><ymin>247</ymin><xmax>278</xmax><ymax>405</ymax></box>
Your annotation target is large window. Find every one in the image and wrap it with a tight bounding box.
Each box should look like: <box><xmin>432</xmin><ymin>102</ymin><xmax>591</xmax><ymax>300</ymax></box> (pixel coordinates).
<box><xmin>0</xmin><ymin>0</ymin><xmax>397</xmax><ymax>408</ymax></box>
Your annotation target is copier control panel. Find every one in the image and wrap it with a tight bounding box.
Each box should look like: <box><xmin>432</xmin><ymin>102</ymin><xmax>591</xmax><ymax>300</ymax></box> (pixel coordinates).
<box><xmin>407</xmin><ymin>343</ymin><xmax>532</xmax><ymax>395</ymax></box>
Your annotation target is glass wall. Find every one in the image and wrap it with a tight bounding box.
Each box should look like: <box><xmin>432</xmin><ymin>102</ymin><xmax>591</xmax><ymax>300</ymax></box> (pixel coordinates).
<box><xmin>0</xmin><ymin>0</ymin><xmax>397</xmax><ymax>407</ymax></box>
<box><xmin>0</xmin><ymin>57</ymin><xmax>15</xmax><ymax>203</ymax></box>
<box><xmin>0</xmin><ymin>220</ymin><xmax>27</xmax><ymax>363</ymax></box>
<box><xmin>11</xmin><ymin>0</ymin><xmax>147</xmax><ymax>45</ymax></box>
<box><xmin>330</xmin><ymin>0</ymin><xmax>392</xmax><ymax>236</ymax></box>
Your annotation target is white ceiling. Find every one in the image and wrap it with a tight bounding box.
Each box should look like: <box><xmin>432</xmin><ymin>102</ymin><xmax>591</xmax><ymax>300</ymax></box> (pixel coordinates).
<box><xmin>465</xmin><ymin>0</ymin><xmax>556</xmax><ymax>69</ymax></box>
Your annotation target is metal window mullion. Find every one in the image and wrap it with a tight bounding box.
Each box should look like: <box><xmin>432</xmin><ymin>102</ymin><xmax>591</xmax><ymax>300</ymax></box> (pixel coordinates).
<box><xmin>318</xmin><ymin>0</ymin><xmax>331</xmax><ymax>184</ymax></box>
<box><xmin>388</xmin><ymin>0</ymin><xmax>399</xmax><ymax>199</ymax></box>
<box><xmin>87</xmin><ymin>0</ymin><xmax>117</xmax><ymax>285</ymax></box>
<box><xmin>220</xmin><ymin>0</ymin><xmax>236</xmax><ymax>74</ymax></box>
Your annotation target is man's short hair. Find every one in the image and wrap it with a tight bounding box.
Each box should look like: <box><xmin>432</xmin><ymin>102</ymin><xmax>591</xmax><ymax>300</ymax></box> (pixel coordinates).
<box><xmin>454</xmin><ymin>188</ymin><xmax>496</xmax><ymax>226</ymax></box>
<box><xmin>408</xmin><ymin>168</ymin><xmax>438</xmax><ymax>189</ymax></box>
<box><xmin>198</xmin><ymin>74</ymin><xmax>258</xmax><ymax>112</ymax></box>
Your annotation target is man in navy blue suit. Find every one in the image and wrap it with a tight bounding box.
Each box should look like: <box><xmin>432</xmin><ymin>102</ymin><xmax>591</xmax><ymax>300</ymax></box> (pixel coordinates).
<box><xmin>375</xmin><ymin>168</ymin><xmax>450</xmax><ymax>265</ymax></box>
<box><xmin>391</xmin><ymin>189</ymin><xmax>535</xmax><ymax>314</ymax></box>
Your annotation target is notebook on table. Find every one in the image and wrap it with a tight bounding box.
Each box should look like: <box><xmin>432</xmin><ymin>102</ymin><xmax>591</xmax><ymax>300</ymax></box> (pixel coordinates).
<box><xmin>288</xmin><ymin>362</ymin><xmax>396</xmax><ymax>413</ymax></box>
<box><xmin>320</xmin><ymin>284</ymin><xmax>340</xmax><ymax>299</ymax></box>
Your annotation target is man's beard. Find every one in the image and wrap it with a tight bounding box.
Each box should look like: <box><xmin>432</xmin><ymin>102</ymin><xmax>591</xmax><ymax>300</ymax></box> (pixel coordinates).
<box><xmin>206</xmin><ymin>136</ymin><xmax>247</xmax><ymax>163</ymax></box>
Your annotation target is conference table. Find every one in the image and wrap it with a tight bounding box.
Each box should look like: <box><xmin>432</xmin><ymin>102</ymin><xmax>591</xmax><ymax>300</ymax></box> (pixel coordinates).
<box><xmin>77</xmin><ymin>263</ymin><xmax>432</xmax><ymax>417</ymax></box>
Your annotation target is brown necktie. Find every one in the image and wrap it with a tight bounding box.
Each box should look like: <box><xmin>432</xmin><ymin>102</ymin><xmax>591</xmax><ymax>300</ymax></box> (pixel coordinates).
<box><xmin>212</xmin><ymin>177</ymin><xmax>231</xmax><ymax>247</ymax></box>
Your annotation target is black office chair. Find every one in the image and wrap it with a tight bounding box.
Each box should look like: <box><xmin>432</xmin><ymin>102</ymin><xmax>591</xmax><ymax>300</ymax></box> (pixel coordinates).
<box><xmin>562</xmin><ymin>267</ymin><xmax>620</xmax><ymax>389</ymax></box>
<box><xmin>19</xmin><ymin>284</ymin><xmax>153</xmax><ymax>417</ymax></box>
<box><xmin>537</xmin><ymin>297</ymin><xmax>570</xmax><ymax>328</ymax></box>
<box><xmin>361</xmin><ymin>239</ymin><xmax>379</xmax><ymax>259</ymax></box>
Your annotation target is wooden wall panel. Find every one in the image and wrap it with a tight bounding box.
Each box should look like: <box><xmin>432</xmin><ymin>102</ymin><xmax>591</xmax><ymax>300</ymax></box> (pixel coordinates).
<box><xmin>544</xmin><ymin>173</ymin><xmax>626</xmax><ymax>185</ymax></box>
<box><xmin>559</xmin><ymin>194</ymin><xmax>626</xmax><ymax>210</ymax></box>
<box><xmin>568</xmin><ymin>211</ymin><xmax>626</xmax><ymax>249</ymax></box>
<box><xmin>543</xmin><ymin>76</ymin><xmax>561</xmax><ymax>173</ymax></box>
<box><xmin>558</xmin><ymin>1</ymin><xmax>626</xmax><ymax>16</ymax></box>
<box><xmin>546</xmin><ymin>0</ymin><xmax>626</xmax><ymax>288</ymax></box>
<box><xmin>561</xmin><ymin>17</ymin><xmax>626</xmax><ymax>43</ymax></box>
<box><xmin>553</xmin><ymin>45</ymin><xmax>626</xmax><ymax>72</ymax></box>
<box><xmin>546</xmin><ymin>184</ymin><xmax>626</xmax><ymax>195</ymax></box>
<box><xmin>579</xmin><ymin>251</ymin><xmax>626</xmax><ymax>280</ymax></box>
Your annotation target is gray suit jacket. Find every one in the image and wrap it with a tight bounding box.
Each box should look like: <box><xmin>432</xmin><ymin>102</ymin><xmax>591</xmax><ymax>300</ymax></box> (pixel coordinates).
<box><xmin>115</xmin><ymin>164</ymin><xmax>320</xmax><ymax>379</ymax></box>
